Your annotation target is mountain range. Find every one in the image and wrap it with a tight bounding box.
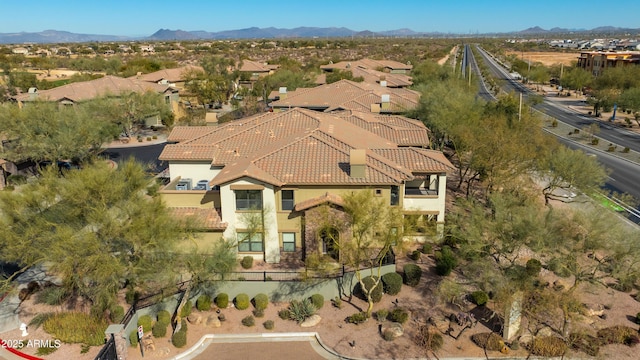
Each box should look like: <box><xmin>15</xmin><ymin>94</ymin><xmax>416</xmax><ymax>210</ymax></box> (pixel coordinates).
<box><xmin>0</xmin><ymin>26</ymin><xmax>638</xmax><ymax>44</ymax></box>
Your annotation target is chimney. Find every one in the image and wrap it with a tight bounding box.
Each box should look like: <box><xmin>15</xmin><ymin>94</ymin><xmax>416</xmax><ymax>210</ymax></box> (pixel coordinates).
<box><xmin>380</xmin><ymin>80</ymin><xmax>387</xmax><ymax>87</ymax></box>
<box><xmin>381</xmin><ymin>94</ymin><xmax>390</xmax><ymax>111</ymax></box>
<box><xmin>350</xmin><ymin>149</ymin><xmax>366</xmax><ymax>178</ymax></box>
<box><xmin>279</xmin><ymin>87</ymin><xmax>287</xmax><ymax>100</ymax></box>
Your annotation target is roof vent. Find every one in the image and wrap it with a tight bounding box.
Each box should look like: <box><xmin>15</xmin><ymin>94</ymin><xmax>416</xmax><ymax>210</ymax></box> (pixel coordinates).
<box><xmin>380</xmin><ymin>80</ymin><xmax>387</xmax><ymax>87</ymax></box>
<box><xmin>279</xmin><ymin>87</ymin><xmax>287</xmax><ymax>100</ymax></box>
<box><xmin>381</xmin><ymin>94</ymin><xmax>391</xmax><ymax>111</ymax></box>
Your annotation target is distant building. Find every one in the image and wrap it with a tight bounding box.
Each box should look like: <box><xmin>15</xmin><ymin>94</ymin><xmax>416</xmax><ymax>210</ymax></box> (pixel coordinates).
<box><xmin>577</xmin><ymin>51</ymin><xmax>640</xmax><ymax>76</ymax></box>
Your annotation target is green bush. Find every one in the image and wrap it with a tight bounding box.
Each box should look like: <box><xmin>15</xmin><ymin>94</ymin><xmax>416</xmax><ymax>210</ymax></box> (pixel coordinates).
<box><xmin>42</xmin><ymin>312</ymin><xmax>108</xmax><ymax>346</ymax></box>
<box><xmin>216</xmin><ymin>293</ymin><xmax>229</xmax><ymax>308</ymax></box>
<box><xmin>355</xmin><ymin>276</ymin><xmax>383</xmax><ymax>303</ymax></box>
<box><xmin>421</xmin><ymin>243</ymin><xmax>433</xmax><ymax>254</ymax></box>
<box><xmin>470</xmin><ymin>291</ymin><xmax>489</xmax><ymax>306</ymax></box>
<box><xmin>381</xmin><ymin>272</ymin><xmax>403</xmax><ymax>295</ymax></box>
<box><xmin>388</xmin><ymin>308</ymin><xmax>409</xmax><ymax>324</ymax></box>
<box><xmin>346</xmin><ymin>311</ymin><xmax>368</xmax><ymax>325</ymax></box>
<box><xmin>529</xmin><ymin>336</ymin><xmax>567</xmax><ymax>356</ymax></box>
<box><xmin>241</xmin><ymin>256</ymin><xmax>253</xmax><ymax>269</ymax></box>
<box><xmin>196</xmin><ymin>294</ymin><xmax>212</xmax><ymax>311</ymax></box>
<box><xmin>241</xmin><ymin>315</ymin><xmax>255</xmax><ymax>327</ymax></box>
<box><xmin>278</xmin><ymin>309</ymin><xmax>290</xmax><ymax>320</ymax></box>
<box><xmin>331</xmin><ymin>296</ymin><xmax>342</xmax><ymax>309</ymax></box>
<box><xmin>253</xmin><ymin>293</ymin><xmax>269</xmax><ymax>310</ymax></box>
<box><xmin>6</xmin><ymin>174</ymin><xmax>27</xmax><ymax>185</ymax></box>
<box><xmin>152</xmin><ymin>321</ymin><xmax>167</xmax><ymax>338</ymax></box>
<box><xmin>125</xmin><ymin>288</ymin><xmax>140</xmax><ymax>305</ymax></box>
<box><xmin>172</xmin><ymin>330</ymin><xmax>187</xmax><ymax>348</ymax></box>
<box><xmin>310</xmin><ymin>294</ymin><xmax>324</xmax><ymax>310</ymax></box>
<box><xmin>471</xmin><ymin>332</ymin><xmax>504</xmax><ymax>351</ymax></box>
<box><xmin>409</xmin><ymin>250</ymin><xmax>421</xmax><ymax>261</ymax></box>
<box><xmin>597</xmin><ymin>325</ymin><xmax>637</xmax><ymax>345</ymax></box>
<box><xmin>252</xmin><ymin>308</ymin><xmax>265</xmax><ymax>318</ymax></box>
<box><xmin>623</xmin><ymin>147</ymin><xmax>630</xmax><ymax>153</ymax></box>
<box><xmin>129</xmin><ymin>330</ymin><xmax>139</xmax><ymax>347</ymax></box>
<box><xmin>157</xmin><ymin>310</ymin><xmax>171</xmax><ymax>326</ymax></box>
<box><xmin>36</xmin><ymin>286</ymin><xmax>69</xmax><ymax>305</ymax></box>
<box><xmin>110</xmin><ymin>305</ymin><xmax>124</xmax><ymax>323</ymax></box>
<box><xmin>235</xmin><ymin>293</ymin><xmax>250</xmax><ymax>310</ymax></box>
<box><xmin>403</xmin><ymin>264</ymin><xmax>422</xmax><ymax>286</ymax></box>
<box><xmin>179</xmin><ymin>300</ymin><xmax>193</xmax><ymax>317</ymax></box>
<box><xmin>591</xmin><ymin>138</ymin><xmax>599</xmax><ymax>145</ymax></box>
<box><xmin>526</xmin><ymin>259</ymin><xmax>542</xmax><ymax>276</ymax></box>
<box><xmin>35</xmin><ymin>346</ymin><xmax>58</xmax><ymax>356</ymax></box>
<box><xmin>568</xmin><ymin>332</ymin><xmax>599</xmax><ymax>357</ymax></box>
<box><xmin>435</xmin><ymin>246</ymin><xmax>457</xmax><ymax>276</ymax></box>
<box><xmin>263</xmin><ymin>320</ymin><xmax>275</xmax><ymax>330</ymax></box>
<box><xmin>288</xmin><ymin>299</ymin><xmax>316</xmax><ymax>323</ymax></box>
<box><xmin>375</xmin><ymin>309</ymin><xmax>388</xmax><ymax>322</ymax></box>
<box><xmin>137</xmin><ymin>315</ymin><xmax>153</xmax><ymax>332</ymax></box>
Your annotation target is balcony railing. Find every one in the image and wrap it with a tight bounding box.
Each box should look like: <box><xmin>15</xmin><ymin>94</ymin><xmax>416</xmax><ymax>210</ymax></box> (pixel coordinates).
<box><xmin>405</xmin><ymin>187</ymin><xmax>438</xmax><ymax>196</ymax></box>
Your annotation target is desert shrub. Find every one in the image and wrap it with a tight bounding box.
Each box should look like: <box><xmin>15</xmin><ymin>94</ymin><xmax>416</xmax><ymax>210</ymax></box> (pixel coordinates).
<box><xmin>607</xmin><ymin>145</ymin><xmax>616</xmax><ymax>152</ymax></box>
<box><xmin>310</xmin><ymin>294</ymin><xmax>324</xmax><ymax>310</ymax></box>
<box><xmin>331</xmin><ymin>296</ymin><xmax>342</xmax><ymax>309</ymax></box>
<box><xmin>110</xmin><ymin>305</ymin><xmax>124</xmax><ymax>323</ymax></box>
<box><xmin>409</xmin><ymin>250</ymin><xmax>421</xmax><ymax>261</ymax></box>
<box><xmin>252</xmin><ymin>308</ymin><xmax>264</xmax><ymax>318</ymax></box>
<box><xmin>196</xmin><ymin>294</ymin><xmax>212</xmax><ymax>311</ymax></box>
<box><xmin>137</xmin><ymin>315</ymin><xmax>153</xmax><ymax>332</ymax></box>
<box><xmin>434</xmin><ymin>246</ymin><xmax>457</xmax><ymax>276</ymax></box>
<box><xmin>179</xmin><ymin>300</ymin><xmax>193</xmax><ymax>317</ymax></box>
<box><xmin>215</xmin><ymin>293</ymin><xmax>229</xmax><ymax>308</ymax></box>
<box><xmin>591</xmin><ymin>138</ymin><xmax>599</xmax><ymax>145</ymax></box>
<box><xmin>381</xmin><ymin>272</ymin><xmax>403</xmax><ymax>295</ymax></box>
<box><xmin>420</xmin><ymin>243</ymin><xmax>433</xmax><ymax>254</ymax></box>
<box><xmin>42</xmin><ymin>312</ymin><xmax>108</xmax><ymax>346</ymax></box>
<box><xmin>568</xmin><ymin>332</ymin><xmax>600</xmax><ymax>356</ymax></box>
<box><xmin>241</xmin><ymin>256</ymin><xmax>253</xmax><ymax>269</ymax></box>
<box><xmin>375</xmin><ymin>309</ymin><xmax>389</xmax><ymax>322</ymax></box>
<box><xmin>597</xmin><ymin>325</ymin><xmax>637</xmax><ymax>345</ymax></box>
<box><xmin>6</xmin><ymin>174</ymin><xmax>27</xmax><ymax>185</ymax></box>
<box><xmin>403</xmin><ymin>264</ymin><xmax>422</xmax><ymax>286</ymax></box>
<box><xmin>415</xmin><ymin>325</ymin><xmax>444</xmax><ymax>352</ymax></box>
<box><xmin>383</xmin><ymin>328</ymin><xmax>396</xmax><ymax>341</ymax></box>
<box><xmin>157</xmin><ymin>310</ymin><xmax>171</xmax><ymax>325</ymax></box>
<box><xmin>180</xmin><ymin>318</ymin><xmax>188</xmax><ymax>332</ymax></box>
<box><xmin>471</xmin><ymin>332</ymin><xmax>504</xmax><ymax>351</ymax></box>
<box><xmin>125</xmin><ymin>288</ymin><xmax>140</xmax><ymax>305</ymax></box>
<box><xmin>470</xmin><ymin>291</ymin><xmax>489</xmax><ymax>306</ymax></box>
<box><xmin>35</xmin><ymin>345</ymin><xmax>58</xmax><ymax>356</ymax></box>
<box><xmin>288</xmin><ymin>299</ymin><xmax>316</xmax><ymax>323</ymax></box>
<box><xmin>253</xmin><ymin>293</ymin><xmax>269</xmax><ymax>310</ymax></box>
<box><xmin>278</xmin><ymin>309</ymin><xmax>291</xmax><ymax>320</ymax></box>
<box><xmin>235</xmin><ymin>293</ymin><xmax>250</xmax><ymax>310</ymax></box>
<box><xmin>529</xmin><ymin>336</ymin><xmax>567</xmax><ymax>356</ymax></box>
<box><xmin>172</xmin><ymin>330</ymin><xmax>187</xmax><ymax>348</ymax></box>
<box><xmin>551</xmin><ymin>119</ymin><xmax>558</xmax><ymax>127</ymax></box>
<box><xmin>129</xmin><ymin>330</ymin><xmax>139</xmax><ymax>347</ymax></box>
<box><xmin>152</xmin><ymin>321</ymin><xmax>167</xmax><ymax>338</ymax></box>
<box><xmin>355</xmin><ymin>276</ymin><xmax>383</xmax><ymax>303</ymax></box>
<box><xmin>263</xmin><ymin>320</ymin><xmax>275</xmax><ymax>330</ymax></box>
<box><xmin>546</xmin><ymin>257</ymin><xmax>572</xmax><ymax>277</ymax></box>
<box><xmin>388</xmin><ymin>308</ymin><xmax>409</xmax><ymax>324</ymax></box>
<box><xmin>36</xmin><ymin>286</ymin><xmax>69</xmax><ymax>305</ymax></box>
<box><xmin>623</xmin><ymin>147</ymin><xmax>630</xmax><ymax>153</ymax></box>
<box><xmin>241</xmin><ymin>315</ymin><xmax>255</xmax><ymax>327</ymax></box>
<box><xmin>525</xmin><ymin>259</ymin><xmax>542</xmax><ymax>276</ymax></box>
<box><xmin>346</xmin><ymin>311</ymin><xmax>368</xmax><ymax>325</ymax></box>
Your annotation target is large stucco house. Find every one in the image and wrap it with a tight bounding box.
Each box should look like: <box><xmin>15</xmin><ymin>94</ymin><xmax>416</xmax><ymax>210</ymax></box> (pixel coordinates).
<box><xmin>159</xmin><ymin>108</ymin><xmax>453</xmax><ymax>264</ymax></box>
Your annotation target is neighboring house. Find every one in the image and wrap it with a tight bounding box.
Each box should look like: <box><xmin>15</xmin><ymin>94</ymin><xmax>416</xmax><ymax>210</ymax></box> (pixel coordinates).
<box><xmin>128</xmin><ymin>65</ymin><xmax>204</xmax><ymax>90</ymax></box>
<box><xmin>12</xmin><ymin>47</ymin><xmax>29</xmax><ymax>55</ymax></box>
<box><xmin>268</xmin><ymin>79</ymin><xmax>420</xmax><ymax>114</ymax></box>
<box><xmin>577</xmin><ymin>51</ymin><xmax>640</xmax><ymax>76</ymax></box>
<box><xmin>237</xmin><ymin>60</ymin><xmax>279</xmax><ymax>89</ymax></box>
<box><xmin>158</xmin><ymin>108</ymin><xmax>453</xmax><ymax>264</ymax></box>
<box><xmin>12</xmin><ymin>75</ymin><xmax>179</xmax><ymax>108</ymax></box>
<box><xmin>319</xmin><ymin>58</ymin><xmax>413</xmax><ymax>87</ymax></box>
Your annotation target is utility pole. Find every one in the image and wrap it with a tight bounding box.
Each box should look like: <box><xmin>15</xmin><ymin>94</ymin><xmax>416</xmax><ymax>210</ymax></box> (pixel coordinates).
<box><xmin>518</xmin><ymin>92</ymin><xmax>523</xmax><ymax>121</ymax></box>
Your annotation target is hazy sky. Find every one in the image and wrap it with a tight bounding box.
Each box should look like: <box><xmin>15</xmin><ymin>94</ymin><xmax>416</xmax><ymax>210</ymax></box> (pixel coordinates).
<box><xmin>2</xmin><ymin>0</ymin><xmax>639</xmax><ymax>36</ymax></box>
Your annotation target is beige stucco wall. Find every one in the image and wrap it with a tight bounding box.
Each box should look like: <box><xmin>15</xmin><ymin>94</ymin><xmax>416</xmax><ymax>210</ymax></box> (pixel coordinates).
<box><xmin>167</xmin><ymin>162</ymin><xmax>221</xmax><ymax>186</ymax></box>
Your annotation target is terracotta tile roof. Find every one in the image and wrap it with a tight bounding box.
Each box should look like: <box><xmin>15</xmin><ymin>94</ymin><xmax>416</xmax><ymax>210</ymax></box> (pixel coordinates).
<box><xmin>13</xmin><ymin>75</ymin><xmax>173</xmax><ymax>103</ymax></box>
<box><xmin>372</xmin><ymin>148</ymin><xmax>455</xmax><ymax>172</ymax></box>
<box><xmin>294</xmin><ymin>192</ymin><xmax>344</xmax><ymax>211</ymax></box>
<box><xmin>270</xmin><ymin>80</ymin><xmax>419</xmax><ymax>113</ymax></box>
<box><xmin>170</xmin><ymin>207</ymin><xmax>227</xmax><ymax>230</ymax></box>
<box><xmin>335</xmin><ymin>111</ymin><xmax>429</xmax><ymax>147</ymax></box>
<box><xmin>161</xmin><ymin>108</ymin><xmax>451</xmax><ymax>187</ymax></box>
<box><xmin>320</xmin><ymin>58</ymin><xmax>413</xmax><ymax>71</ymax></box>
<box><xmin>128</xmin><ymin>65</ymin><xmax>204</xmax><ymax>83</ymax></box>
<box><xmin>239</xmin><ymin>60</ymin><xmax>279</xmax><ymax>73</ymax></box>
<box><xmin>166</xmin><ymin>126</ymin><xmax>216</xmax><ymax>143</ymax></box>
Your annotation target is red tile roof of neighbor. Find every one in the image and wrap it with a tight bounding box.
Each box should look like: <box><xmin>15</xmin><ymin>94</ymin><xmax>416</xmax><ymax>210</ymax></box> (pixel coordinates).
<box><xmin>160</xmin><ymin>108</ymin><xmax>453</xmax><ymax>188</ymax></box>
<box><xmin>320</xmin><ymin>58</ymin><xmax>413</xmax><ymax>71</ymax></box>
<box><xmin>13</xmin><ymin>75</ymin><xmax>174</xmax><ymax>103</ymax></box>
<box><xmin>239</xmin><ymin>60</ymin><xmax>279</xmax><ymax>73</ymax></box>
<box><xmin>270</xmin><ymin>79</ymin><xmax>419</xmax><ymax>113</ymax></box>
<box><xmin>170</xmin><ymin>207</ymin><xmax>227</xmax><ymax>230</ymax></box>
<box><xmin>128</xmin><ymin>65</ymin><xmax>204</xmax><ymax>83</ymax></box>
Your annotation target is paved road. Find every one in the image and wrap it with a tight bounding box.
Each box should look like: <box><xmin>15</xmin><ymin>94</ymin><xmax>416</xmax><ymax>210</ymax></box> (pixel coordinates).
<box><xmin>101</xmin><ymin>142</ymin><xmax>168</xmax><ymax>174</ymax></box>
